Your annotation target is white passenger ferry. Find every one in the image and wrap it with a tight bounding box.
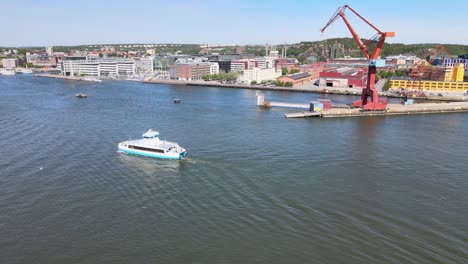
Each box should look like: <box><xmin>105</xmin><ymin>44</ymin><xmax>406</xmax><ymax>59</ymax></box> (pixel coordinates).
<box><xmin>83</xmin><ymin>77</ymin><xmax>102</xmax><ymax>82</ymax></box>
<box><xmin>0</xmin><ymin>69</ymin><xmax>16</xmax><ymax>75</ymax></box>
<box><xmin>118</xmin><ymin>129</ymin><xmax>187</xmax><ymax>160</ymax></box>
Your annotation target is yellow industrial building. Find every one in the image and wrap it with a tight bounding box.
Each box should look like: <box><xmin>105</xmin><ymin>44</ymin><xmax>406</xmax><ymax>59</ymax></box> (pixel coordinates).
<box><xmin>431</xmin><ymin>63</ymin><xmax>464</xmax><ymax>82</ymax></box>
<box><xmin>390</xmin><ymin>63</ymin><xmax>468</xmax><ymax>92</ymax></box>
<box><xmin>390</xmin><ymin>79</ymin><xmax>468</xmax><ymax>92</ymax></box>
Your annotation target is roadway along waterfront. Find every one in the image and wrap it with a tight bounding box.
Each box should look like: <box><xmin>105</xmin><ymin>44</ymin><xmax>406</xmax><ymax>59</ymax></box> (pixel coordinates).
<box><xmin>1</xmin><ymin>74</ymin><xmax>467</xmax><ymax>264</ymax></box>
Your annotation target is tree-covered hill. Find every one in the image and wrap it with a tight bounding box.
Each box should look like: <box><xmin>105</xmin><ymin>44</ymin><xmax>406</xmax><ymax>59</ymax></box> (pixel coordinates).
<box><xmin>285</xmin><ymin>38</ymin><xmax>468</xmax><ymax>63</ymax></box>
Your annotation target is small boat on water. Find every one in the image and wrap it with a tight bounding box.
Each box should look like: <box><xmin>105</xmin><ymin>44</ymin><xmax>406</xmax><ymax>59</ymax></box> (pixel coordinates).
<box><xmin>173</xmin><ymin>98</ymin><xmax>181</xmax><ymax>104</ymax></box>
<box><xmin>75</xmin><ymin>93</ymin><xmax>88</xmax><ymax>98</ymax></box>
<box><xmin>20</xmin><ymin>68</ymin><xmax>33</xmax><ymax>74</ymax></box>
<box><xmin>0</xmin><ymin>69</ymin><xmax>16</xmax><ymax>75</ymax></box>
<box><xmin>83</xmin><ymin>77</ymin><xmax>102</xmax><ymax>82</ymax></box>
<box><xmin>118</xmin><ymin>129</ymin><xmax>187</xmax><ymax>160</ymax></box>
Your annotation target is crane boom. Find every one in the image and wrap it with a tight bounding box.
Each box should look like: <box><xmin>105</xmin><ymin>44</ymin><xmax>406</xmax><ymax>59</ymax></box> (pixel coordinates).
<box><xmin>321</xmin><ymin>5</ymin><xmax>395</xmax><ymax>111</ymax></box>
<box><xmin>321</xmin><ymin>6</ymin><xmax>369</xmax><ymax>59</ymax></box>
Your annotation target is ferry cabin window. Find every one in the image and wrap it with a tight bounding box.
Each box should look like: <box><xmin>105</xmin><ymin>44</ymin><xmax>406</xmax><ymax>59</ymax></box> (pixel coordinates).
<box><xmin>128</xmin><ymin>145</ymin><xmax>165</xmax><ymax>153</ymax></box>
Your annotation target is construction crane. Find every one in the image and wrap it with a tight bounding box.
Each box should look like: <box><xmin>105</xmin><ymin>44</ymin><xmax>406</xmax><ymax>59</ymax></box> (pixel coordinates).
<box><xmin>320</xmin><ymin>5</ymin><xmax>395</xmax><ymax>111</ymax></box>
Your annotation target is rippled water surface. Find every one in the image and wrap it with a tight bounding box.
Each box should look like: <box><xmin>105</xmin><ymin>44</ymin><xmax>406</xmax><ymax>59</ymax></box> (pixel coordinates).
<box><xmin>1</xmin><ymin>75</ymin><xmax>467</xmax><ymax>263</ymax></box>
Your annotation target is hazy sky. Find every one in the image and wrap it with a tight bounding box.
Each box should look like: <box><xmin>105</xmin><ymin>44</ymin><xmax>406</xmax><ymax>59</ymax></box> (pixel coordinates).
<box><xmin>2</xmin><ymin>0</ymin><xmax>467</xmax><ymax>47</ymax></box>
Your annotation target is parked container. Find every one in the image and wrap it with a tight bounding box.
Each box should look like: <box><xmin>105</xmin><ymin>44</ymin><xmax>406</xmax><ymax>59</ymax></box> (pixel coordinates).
<box><xmin>313</xmin><ymin>101</ymin><xmax>323</xmax><ymax>111</ymax></box>
<box><xmin>318</xmin><ymin>99</ymin><xmax>331</xmax><ymax>109</ymax></box>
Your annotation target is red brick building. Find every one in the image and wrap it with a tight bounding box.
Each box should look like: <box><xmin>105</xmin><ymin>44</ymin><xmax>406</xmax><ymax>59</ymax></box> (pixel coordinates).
<box><xmin>278</xmin><ymin>72</ymin><xmax>312</xmax><ymax>87</ymax></box>
<box><xmin>169</xmin><ymin>63</ymin><xmax>211</xmax><ymax>80</ymax></box>
<box><xmin>319</xmin><ymin>67</ymin><xmax>368</xmax><ymax>88</ymax></box>
<box><xmin>299</xmin><ymin>62</ymin><xmax>327</xmax><ymax>80</ymax></box>
<box><xmin>275</xmin><ymin>58</ymin><xmax>298</xmax><ymax>72</ymax></box>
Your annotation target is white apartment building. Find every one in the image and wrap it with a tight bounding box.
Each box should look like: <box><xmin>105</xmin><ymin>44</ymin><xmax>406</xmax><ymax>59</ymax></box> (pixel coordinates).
<box><xmin>58</xmin><ymin>59</ymin><xmax>135</xmax><ymax>76</ymax></box>
<box><xmin>46</xmin><ymin>46</ymin><xmax>53</xmax><ymax>56</ymax></box>
<box><xmin>2</xmin><ymin>58</ymin><xmax>18</xmax><ymax>69</ymax></box>
<box><xmin>256</xmin><ymin>58</ymin><xmax>276</xmax><ymax>69</ymax></box>
<box><xmin>257</xmin><ymin>60</ymin><xmax>267</xmax><ymax>69</ymax></box>
<box><xmin>209</xmin><ymin>62</ymin><xmax>219</xmax><ymax>75</ymax></box>
<box><xmin>241</xmin><ymin>67</ymin><xmax>281</xmax><ymax>84</ymax></box>
<box><xmin>134</xmin><ymin>57</ymin><xmax>154</xmax><ymax>73</ymax></box>
<box><xmin>230</xmin><ymin>59</ymin><xmax>267</xmax><ymax>72</ymax></box>
<box><xmin>385</xmin><ymin>55</ymin><xmax>419</xmax><ymax>65</ymax></box>
<box><xmin>175</xmin><ymin>57</ymin><xmax>207</xmax><ymax>64</ymax></box>
<box><xmin>79</xmin><ymin>61</ymin><xmax>99</xmax><ymax>76</ymax></box>
<box><xmin>230</xmin><ymin>61</ymin><xmax>245</xmax><ymax>72</ymax></box>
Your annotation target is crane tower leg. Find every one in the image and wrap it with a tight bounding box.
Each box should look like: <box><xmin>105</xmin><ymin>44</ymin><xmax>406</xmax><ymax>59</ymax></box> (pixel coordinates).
<box><xmin>352</xmin><ymin>65</ymin><xmax>387</xmax><ymax>111</ymax></box>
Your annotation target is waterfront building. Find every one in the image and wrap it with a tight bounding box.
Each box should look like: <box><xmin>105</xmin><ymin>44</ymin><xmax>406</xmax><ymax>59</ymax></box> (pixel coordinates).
<box><xmin>256</xmin><ymin>57</ymin><xmax>276</xmax><ymax>69</ymax></box>
<box><xmin>63</xmin><ymin>56</ymin><xmax>87</xmax><ymax>61</ymax></box>
<box><xmin>412</xmin><ymin>63</ymin><xmax>465</xmax><ymax>83</ymax></box>
<box><xmin>134</xmin><ymin>57</ymin><xmax>154</xmax><ymax>73</ymax></box>
<box><xmin>230</xmin><ymin>60</ymin><xmax>259</xmax><ymax>72</ymax></box>
<box><xmin>207</xmin><ymin>54</ymin><xmax>261</xmax><ymax>73</ymax></box>
<box><xmin>325</xmin><ymin>57</ymin><xmax>370</xmax><ymax>70</ymax></box>
<box><xmin>58</xmin><ymin>58</ymin><xmax>135</xmax><ymax>76</ymax></box>
<box><xmin>175</xmin><ymin>57</ymin><xmax>207</xmax><ymax>64</ymax></box>
<box><xmin>278</xmin><ymin>72</ymin><xmax>312</xmax><ymax>87</ymax></box>
<box><xmin>208</xmin><ymin>54</ymin><xmax>241</xmax><ymax>62</ymax></box>
<box><xmin>256</xmin><ymin>60</ymin><xmax>267</xmax><ymax>69</ymax></box>
<box><xmin>209</xmin><ymin>63</ymin><xmax>219</xmax><ymax>75</ymax></box>
<box><xmin>384</xmin><ymin>55</ymin><xmax>419</xmax><ymax>70</ymax></box>
<box><xmin>275</xmin><ymin>58</ymin><xmax>298</xmax><ymax>72</ymax></box>
<box><xmin>153</xmin><ymin>56</ymin><xmax>177</xmax><ymax>71</ymax></box>
<box><xmin>430</xmin><ymin>64</ymin><xmax>464</xmax><ymax>82</ymax></box>
<box><xmin>1</xmin><ymin>58</ymin><xmax>18</xmax><ymax>69</ymax></box>
<box><xmin>241</xmin><ymin>67</ymin><xmax>281</xmax><ymax>84</ymax></box>
<box><xmin>26</xmin><ymin>53</ymin><xmax>57</xmax><ymax>67</ymax></box>
<box><xmin>217</xmin><ymin>60</ymin><xmax>232</xmax><ymax>73</ymax></box>
<box><xmin>169</xmin><ymin>62</ymin><xmax>212</xmax><ymax>80</ymax></box>
<box><xmin>434</xmin><ymin>57</ymin><xmax>468</xmax><ymax>68</ymax></box>
<box><xmin>299</xmin><ymin>62</ymin><xmax>327</xmax><ymax>80</ymax></box>
<box><xmin>318</xmin><ymin>67</ymin><xmax>368</xmax><ymax>88</ymax></box>
<box><xmin>230</xmin><ymin>61</ymin><xmax>247</xmax><ymax>72</ymax></box>
<box><xmin>390</xmin><ymin>77</ymin><xmax>468</xmax><ymax>92</ymax></box>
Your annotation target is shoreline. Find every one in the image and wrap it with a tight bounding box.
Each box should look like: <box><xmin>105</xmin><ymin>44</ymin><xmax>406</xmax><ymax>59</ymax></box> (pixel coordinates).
<box><xmin>144</xmin><ymin>79</ymin><xmax>468</xmax><ymax>102</ymax></box>
<box><xmin>34</xmin><ymin>74</ymin><xmax>467</xmax><ymax>102</ymax></box>
<box><xmin>285</xmin><ymin>101</ymin><xmax>468</xmax><ymax>118</ymax></box>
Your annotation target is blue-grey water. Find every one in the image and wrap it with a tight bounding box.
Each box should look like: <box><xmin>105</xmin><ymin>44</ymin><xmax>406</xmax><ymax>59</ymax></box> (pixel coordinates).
<box><xmin>1</xmin><ymin>74</ymin><xmax>467</xmax><ymax>263</ymax></box>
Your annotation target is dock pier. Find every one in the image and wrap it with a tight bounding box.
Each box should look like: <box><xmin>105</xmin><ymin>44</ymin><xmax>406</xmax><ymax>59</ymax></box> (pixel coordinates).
<box><xmin>256</xmin><ymin>93</ymin><xmax>468</xmax><ymax>118</ymax></box>
<box><xmin>285</xmin><ymin>102</ymin><xmax>468</xmax><ymax>118</ymax></box>
<box><xmin>256</xmin><ymin>93</ymin><xmax>311</xmax><ymax>109</ymax></box>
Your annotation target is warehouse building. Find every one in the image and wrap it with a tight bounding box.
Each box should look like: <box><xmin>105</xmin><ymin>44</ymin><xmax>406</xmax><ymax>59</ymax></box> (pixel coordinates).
<box><xmin>318</xmin><ymin>67</ymin><xmax>367</xmax><ymax>88</ymax></box>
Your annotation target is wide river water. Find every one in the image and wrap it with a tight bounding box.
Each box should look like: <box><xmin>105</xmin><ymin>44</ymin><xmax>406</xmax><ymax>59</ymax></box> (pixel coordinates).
<box><xmin>1</xmin><ymin>74</ymin><xmax>467</xmax><ymax>263</ymax></box>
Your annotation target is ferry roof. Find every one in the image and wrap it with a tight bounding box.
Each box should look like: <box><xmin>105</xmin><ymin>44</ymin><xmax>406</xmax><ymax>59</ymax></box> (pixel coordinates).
<box><xmin>126</xmin><ymin>138</ymin><xmax>180</xmax><ymax>151</ymax></box>
<box><xmin>142</xmin><ymin>129</ymin><xmax>159</xmax><ymax>138</ymax></box>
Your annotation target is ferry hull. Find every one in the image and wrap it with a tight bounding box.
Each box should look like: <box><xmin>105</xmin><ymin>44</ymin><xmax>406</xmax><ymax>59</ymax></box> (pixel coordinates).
<box><xmin>118</xmin><ymin>146</ymin><xmax>186</xmax><ymax>160</ymax></box>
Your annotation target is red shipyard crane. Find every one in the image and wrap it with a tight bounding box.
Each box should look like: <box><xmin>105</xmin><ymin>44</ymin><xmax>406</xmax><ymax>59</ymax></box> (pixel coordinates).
<box><xmin>320</xmin><ymin>5</ymin><xmax>395</xmax><ymax>111</ymax></box>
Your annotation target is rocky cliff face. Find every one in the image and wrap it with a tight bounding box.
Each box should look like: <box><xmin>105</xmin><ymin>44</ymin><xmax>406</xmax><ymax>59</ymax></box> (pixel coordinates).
<box><xmin>287</xmin><ymin>38</ymin><xmax>364</xmax><ymax>62</ymax></box>
<box><xmin>286</xmin><ymin>38</ymin><xmax>468</xmax><ymax>63</ymax></box>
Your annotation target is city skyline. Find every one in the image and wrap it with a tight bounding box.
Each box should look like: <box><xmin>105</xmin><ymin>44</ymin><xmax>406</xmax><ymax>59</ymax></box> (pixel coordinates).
<box><xmin>2</xmin><ymin>0</ymin><xmax>468</xmax><ymax>47</ymax></box>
